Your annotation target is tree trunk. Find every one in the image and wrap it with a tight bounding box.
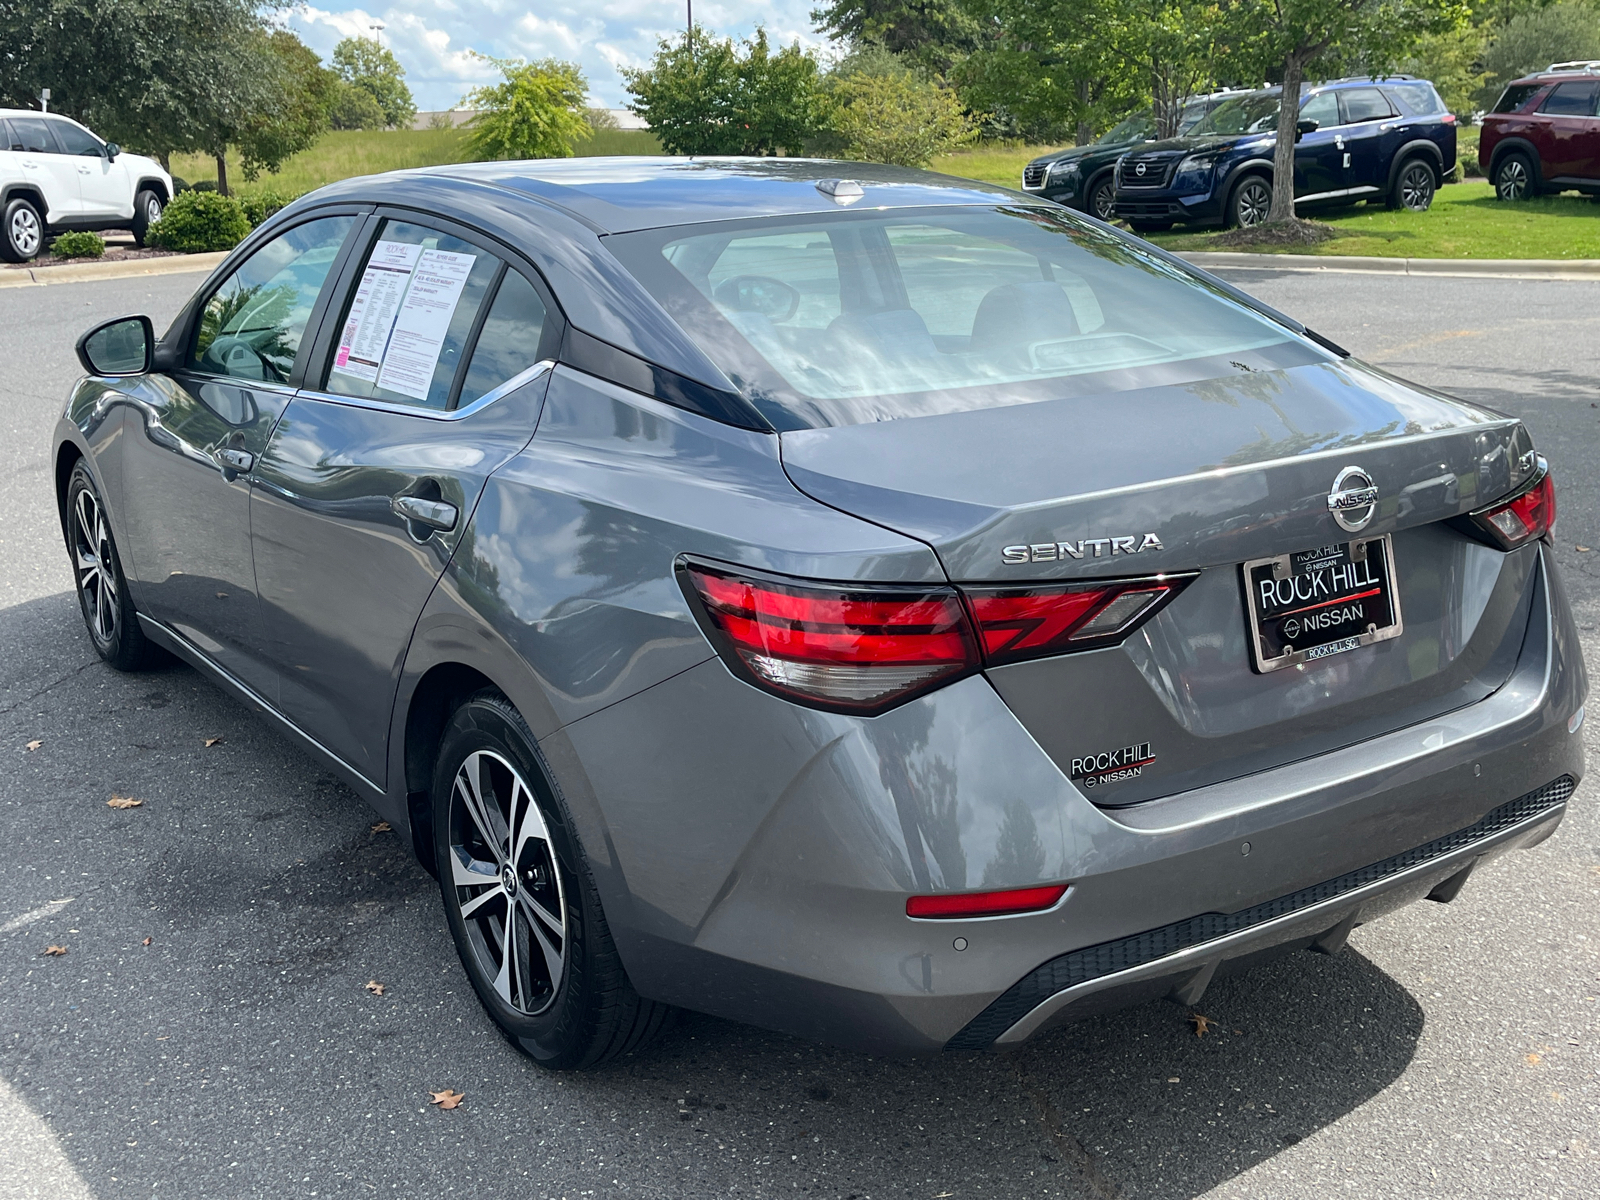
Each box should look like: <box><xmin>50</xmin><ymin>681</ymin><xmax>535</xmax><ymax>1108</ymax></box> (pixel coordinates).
<box><xmin>1268</xmin><ymin>54</ymin><xmax>1305</xmax><ymax>223</ymax></box>
<box><xmin>1076</xmin><ymin>78</ymin><xmax>1093</xmax><ymax>146</ymax></box>
<box><xmin>214</xmin><ymin>153</ymin><xmax>229</xmax><ymax>197</ymax></box>
<box><xmin>157</xmin><ymin>151</ymin><xmax>170</xmax><ymax>172</ymax></box>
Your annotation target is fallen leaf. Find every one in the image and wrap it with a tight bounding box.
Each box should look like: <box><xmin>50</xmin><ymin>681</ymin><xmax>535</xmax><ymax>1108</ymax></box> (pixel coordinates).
<box><xmin>365</xmin><ymin>980</ymin><xmax>386</xmax><ymax>996</ymax></box>
<box><xmin>370</xmin><ymin>821</ymin><xmax>392</xmax><ymax>834</ymax></box>
<box><xmin>107</xmin><ymin>795</ymin><xmax>144</xmax><ymax>809</ymax></box>
<box><xmin>43</xmin><ymin>945</ymin><xmax>67</xmax><ymax>956</ymax></box>
<box><xmin>142</xmin><ymin>937</ymin><xmax>152</xmax><ymax>947</ymax></box>
<box><xmin>203</xmin><ymin>736</ymin><xmax>224</xmax><ymax>747</ymax></box>
<box><xmin>429</xmin><ymin>1089</ymin><xmax>465</xmax><ymax>1110</ymax></box>
<box><xmin>25</xmin><ymin>739</ymin><xmax>42</xmax><ymax>752</ymax></box>
<box><xmin>1527</xmin><ymin>1053</ymin><xmax>1543</xmax><ymax>1066</ymax></box>
<box><xmin>1190</xmin><ymin>1013</ymin><xmax>1213</xmax><ymax>1037</ymax></box>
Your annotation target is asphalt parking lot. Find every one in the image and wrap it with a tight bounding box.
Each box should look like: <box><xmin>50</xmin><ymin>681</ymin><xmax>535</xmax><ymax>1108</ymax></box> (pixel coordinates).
<box><xmin>0</xmin><ymin>263</ymin><xmax>1596</xmax><ymax>1200</ymax></box>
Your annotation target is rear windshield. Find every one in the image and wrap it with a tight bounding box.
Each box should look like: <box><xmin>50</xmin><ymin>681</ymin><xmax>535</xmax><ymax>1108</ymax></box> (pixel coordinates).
<box><xmin>1494</xmin><ymin>84</ymin><xmax>1542</xmax><ymax>113</ymax></box>
<box><xmin>606</xmin><ymin>206</ymin><xmax>1304</xmax><ymax>428</ymax></box>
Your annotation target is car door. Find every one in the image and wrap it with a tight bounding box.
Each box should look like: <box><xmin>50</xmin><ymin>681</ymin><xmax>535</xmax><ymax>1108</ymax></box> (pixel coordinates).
<box><xmin>249</xmin><ymin>213</ymin><xmax>559</xmax><ymax>786</ymax></box>
<box><xmin>1292</xmin><ymin>91</ymin><xmax>1344</xmax><ymax>197</ymax></box>
<box><xmin>1336</xmin><ymin>87</ymin><xmax>1397</xmax><ymax>192</ymax></box>
<box><xmin>117</xmin><ymin>212</ymin><xmax>363</xmax><ymax>701</ymax></box>
<box><xmin>1537</xmin><ymin>81</ymin><xmax>1600</xmax><ymax>179</ymax></box>
<box><xmin>3</xmin><ymin>115</ymin><xmax>81</xmax><ymax>219</ymax></box>
<box><xmin>46</xmin><ymin>118</ymin><xmax>129</xmax><ymax>219</ymax></box>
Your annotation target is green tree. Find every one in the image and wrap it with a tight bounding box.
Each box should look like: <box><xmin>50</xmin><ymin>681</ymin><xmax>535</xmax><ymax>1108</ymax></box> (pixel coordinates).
<box><xmin>1222</xmin><ymin>0</ymin><xmax>1469</xmax><ymax>221</ymax></box>
<box><xmin>1476</xmin><ymin>4</ymin><xmax>1600</xmax><ymax>108</ymax></box>
<box><xmin>622</xmin><ymin>27</ymin><xmax>825</xmax><ymax>156</ymax></box>
<box><xmin>812</xmin><ymin>0</ymin><xmax>985</xmax><ymax>76</ymax></box>
<box><xmin>827</xmin><ymin>61</ymin><xmax>975</xmax><ymax>164</ymax></box>
<box><xmin>331</xmin><ymin>36</ymin><xmax>416</xmax><ymax>129</ymax></box>
<box><xmin>235</xmin><ymin>31</ymin><xmax>338</xmax><ymax>183</ymax></box>
<box><xmin>1398</xmin><ymin>25</ymin><xmax>1490</xmax><ymax>116</ymax></box>
<box><xmin>462</xmin><ymin>55</ymin><xmax>591</xmax><ymax>161</ymax></box>
<box><xmin>330</xmin><ymin>80</ymin><xmax>386</xmax><ymax>130</ymax></box>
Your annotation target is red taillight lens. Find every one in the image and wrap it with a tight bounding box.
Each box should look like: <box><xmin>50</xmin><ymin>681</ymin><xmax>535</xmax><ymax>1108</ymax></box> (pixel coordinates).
<box><xmin>1442</xmin><ymin>113</ymin><xmax>1457</xmax><ymax>125</ymax></box>
<box><xmin>1466</xmin><ymin>464</ymin><xmax>1556</xmax><ymax>550</ymax></box>
<box><xmin>679</xmin><ymin>560</ymin><xmax>980</xmax><ymax>713</ymax></box>
<box><xmin>962</xmin><ymin>577</ymin><xmax>1195</xmax><ymax>666</ymax></box>
<box><xmin>906</xmin><ymin>884</ymin><xmax>1068</xmax><ymax>919</ymax></box>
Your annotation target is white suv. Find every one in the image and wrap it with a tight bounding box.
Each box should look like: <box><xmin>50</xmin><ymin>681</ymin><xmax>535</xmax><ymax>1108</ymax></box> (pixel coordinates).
<box><xmin>1</xmin><ymin>109</ymin><xmax>174</xmax><ymax>262</ymax></box>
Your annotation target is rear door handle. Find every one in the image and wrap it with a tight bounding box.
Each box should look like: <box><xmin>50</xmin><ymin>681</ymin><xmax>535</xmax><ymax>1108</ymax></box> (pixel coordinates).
<box><xmin>215</xmin><ymin>448</ymin><xmax>254</xmax><ymax>472</ymax></box>
<box><xmin>392</xmin><ymin>494</ymin><xmax>458</xmax><ymax>531</ymax></box>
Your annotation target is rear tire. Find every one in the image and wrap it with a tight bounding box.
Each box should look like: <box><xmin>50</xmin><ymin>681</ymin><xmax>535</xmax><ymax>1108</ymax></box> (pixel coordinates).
<box><xmin>131</xmin><ymin>189</ymin><xmax>164</xmax><ymax>247</ymax></box>
<box><xmin>432</xmin><ymin>690</ymin><xmax>673</xmax><ymax>1070</ymax></box>
<box><xmin>65</xmin><ymin>460</ymin><xmax>163</xmax><ymax>671</ymax></box>
<box><xmin>1228</xmin><ymin>176</ymin><xmax>1273</xmax><ymax>228</ymax></box>
<box><xmin>1494</xmin><ymin>152</ymin><xmax>1538</xmax><ymax>201</ymax></box>
<box><xmin>2</xmin><ymin>197</ymin><xmax>44</xmax><ymax>263</ymax></box>
<box><xmin>1388</xmin><ymin>158</ymin><xmax>1436</xmax><ymax>211</ymax></box>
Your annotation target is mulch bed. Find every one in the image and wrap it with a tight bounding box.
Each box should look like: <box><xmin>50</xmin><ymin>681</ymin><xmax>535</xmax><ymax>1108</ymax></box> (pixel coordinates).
<box><xmin>1208</xmin><ymin>217</ymin><xmax>1346</xmax><ymax>249</ymax></box>
<box><xmin>2</xmin><ymin>235</ymin><xmax>187</xmax><ymax>271</ymax></box>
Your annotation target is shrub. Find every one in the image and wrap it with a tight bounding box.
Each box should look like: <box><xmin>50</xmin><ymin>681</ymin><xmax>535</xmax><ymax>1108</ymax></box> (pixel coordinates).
<box><xmin>463</xmin><ymin>55</ymin><xmax>592</xmax><ymax>161</ymax></box>
<box><xmin>828</xmin><ymin>71</ymin><xmax>975</xmax><ymax>167</ymax></box>
<box><xmin>331</xmin><ymin>79</ymin><xmax>387</xmax><ymax>131</ymax></box>
<box><xmin>51</xmin><ymin>231</ymin><xmax>105</xmax><ymax>259</ymax></box>
<box><xmin>239</xmin><ymin>190</ymin><xmax>302</xmax><ymax>228</ymax></box>
<box><xmin>190</xmin><ymin>180</ymin><xmax>218</xmax><ymax>193</ymax></box>
<box><xmin>171</xmin><ymin>176</ymin><xmax>192</xmax><ymax>193</ymax></box>
<box><xmin>146</xmin><ymin>191</ymin><xmax>251</xmax><ymax>253</ymax></box>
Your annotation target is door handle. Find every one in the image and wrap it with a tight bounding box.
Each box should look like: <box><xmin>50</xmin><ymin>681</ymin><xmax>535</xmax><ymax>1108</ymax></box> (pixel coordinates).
<box><xmin>215</xmin><ymin>448</ymin><xmax>253</xmax><ymax>472</ymax></box>
<box><xmin>392</xmin><ymin>494</ymin><xmax>458</xmax><ymax>532</ymax></box>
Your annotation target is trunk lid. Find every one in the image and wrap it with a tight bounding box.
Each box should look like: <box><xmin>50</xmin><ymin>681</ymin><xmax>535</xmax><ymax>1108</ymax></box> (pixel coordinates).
<box><xmin>780</xmin><ymin>356</ymin><xmax>1542</xmax><ymax>805</ymax></box>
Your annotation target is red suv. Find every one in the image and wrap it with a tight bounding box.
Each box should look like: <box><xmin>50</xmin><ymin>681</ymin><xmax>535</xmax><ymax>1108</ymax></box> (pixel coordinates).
<box><xmin>1481</xmin><ymin>61</ymin><xmax>1600</xmax><ymax>200</ymax></box>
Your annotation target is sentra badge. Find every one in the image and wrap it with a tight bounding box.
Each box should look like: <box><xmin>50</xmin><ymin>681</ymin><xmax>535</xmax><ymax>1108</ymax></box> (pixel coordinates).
<box><xmin>1002</xmin><ymin>533</ymin><xmax>1163</xmax><ymax>565</ymax></box>
<box><xmin>1071</xmin><ymin>742</ymin><xmax>1155</xmax><ymax>789</ymax></box>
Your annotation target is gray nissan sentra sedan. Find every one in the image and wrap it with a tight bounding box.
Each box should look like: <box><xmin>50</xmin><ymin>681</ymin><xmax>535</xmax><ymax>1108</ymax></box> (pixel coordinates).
<box><xmin>55</xmin><ymin>158</ymin><xmax>1586</xmax><ymax>1069</ymax></box>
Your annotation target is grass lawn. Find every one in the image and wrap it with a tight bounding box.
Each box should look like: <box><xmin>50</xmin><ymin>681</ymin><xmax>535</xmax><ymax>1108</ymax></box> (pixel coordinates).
<box><xmin>929</xmin><ymin>142</ymin><xmax>1067</xmax><ymax>188</ymax></box>
<box><xmin>169</xmin><ymin>127</ymin><xmax>662</xmax><ymax>197</ymax></box>
<box><xmin>1145</xmin><ymin>181</ymin><xmax>1600</xmax><ymax>259</ymax></box>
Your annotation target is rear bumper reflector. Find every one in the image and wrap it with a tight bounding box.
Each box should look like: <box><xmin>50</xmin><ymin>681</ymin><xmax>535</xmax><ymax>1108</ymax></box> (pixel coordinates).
<box><xmin>907</xmin><ymin>884</ymin><xmax>1069</xmax><ymax>920</ymax></box>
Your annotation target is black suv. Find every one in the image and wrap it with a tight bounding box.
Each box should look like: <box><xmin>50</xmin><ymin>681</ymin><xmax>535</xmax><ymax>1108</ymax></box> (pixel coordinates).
<box><xmin>1112</xmin><ymin>78</ymin><xmax>1457</xmax><ymax>231</ymax></box>
<box><xmin>1021</xmin><ymin>92</ymin><xmax>1246</xmax><ymax>220</ymax></box>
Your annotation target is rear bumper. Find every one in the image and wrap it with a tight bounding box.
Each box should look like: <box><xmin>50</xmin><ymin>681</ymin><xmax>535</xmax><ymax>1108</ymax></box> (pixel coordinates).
<box><xmin>553</xmin><ymin>547</ymin><xmax>1586</xmax><ymax>1054</ymax></box>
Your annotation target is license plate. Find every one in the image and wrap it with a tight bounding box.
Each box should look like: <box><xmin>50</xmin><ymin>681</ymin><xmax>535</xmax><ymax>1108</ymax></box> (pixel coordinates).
<box><xmin>1242</xmin><ymin>536</ymin><xmax>1403</xmax><ymax>673</ymax></box>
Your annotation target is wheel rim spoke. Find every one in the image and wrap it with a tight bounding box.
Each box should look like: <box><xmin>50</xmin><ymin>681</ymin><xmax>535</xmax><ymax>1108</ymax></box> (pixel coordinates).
<box><xmin>460</xmin><ymin>881</ymin><xmax>507</xmax><ymax>920</ymax></box>
<box><xmin>492</xmin><ymin>908</ymin><xmax>520</xmax><ymax>1008</ymax></box>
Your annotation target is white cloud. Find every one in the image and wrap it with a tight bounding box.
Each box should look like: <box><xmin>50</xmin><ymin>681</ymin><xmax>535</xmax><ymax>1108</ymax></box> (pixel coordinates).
<box><xmin>287</xmin><ymin>1</ymin><xmax>827</xmax><ymax>110</ymax></box>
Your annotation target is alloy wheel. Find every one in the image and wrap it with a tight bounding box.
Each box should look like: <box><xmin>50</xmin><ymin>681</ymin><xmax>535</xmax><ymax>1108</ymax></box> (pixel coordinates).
<box><xmin>448</xmin><ymin>749</ymin><xmax>568</xmax><ymax>1015</ymax></box>
<box><xmin>10</xmin><ymin>206</ymin><xmax>41</xmax><ymax>258</ymax></box>
<box><xmin>1091</xmin><ymin>179</ymin><xmax>1115</xmax><ymax>221</ymax></box>
<box><xmin>72</xmin><ymin>487</ymin><xmax>118</xmax><ymax>646</ymax></box>
<box><xmin>1497</xmin><ymin>158</ymin><xmax>1529</xmax><ymax>201</ymax></box>
<box><xmin>146</xmin><ymin>196</ymin><xmax>163</xmax><ymax>224</ymax></box>
<box><xmin>1236</xmin><ymin>180</ymin><xmax>1271</xmax><ymax>228</ymax></box>
<box><xmin>1400</xmin><ymin>163</ymin><xmax>1434</xmax><ymax>211</ymax></box>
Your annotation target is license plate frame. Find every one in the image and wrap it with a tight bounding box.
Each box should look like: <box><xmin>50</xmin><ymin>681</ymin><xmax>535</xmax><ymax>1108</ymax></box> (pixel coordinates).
<box><xmin>1241</xmin><ymin>535</ymin><xmax>1403</xmax><ymax>673</ymax></box>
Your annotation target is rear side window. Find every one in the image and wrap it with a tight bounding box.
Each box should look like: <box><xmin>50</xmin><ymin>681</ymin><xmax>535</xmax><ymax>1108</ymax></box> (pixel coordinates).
<box><xmin>325</xmin><ymin>220</ymin><xmax>501</xmax><ymax>410</ymax></box>
<box><xmin>1540</xmin><ymin>81</ymin><xmax>1600</xmax><ymax>116</ymax></box>
<box><xmin>6</xmin><ymin>116</ymin><xmax>59</xmax><ymax>153</ymax></box>
<box><xmin>48</xmin><ymin>120</ymin><xmax>102</xmax><ymax>156</ymax></box>
<box><xmin>1494</xmin><ymin>84</ymin><xmax>1543</xmax><ymax>113</ymax></box>
<box><xmin>455</xmin><ymin>269</ymin><xmax>550</xmax><ymax>407</ymax></box>
<box><xmin>1339</xmin><ymin>89</ymin><xmax>1395</xmax><ymax>124</ymax></box>
<box><xmin>1384</xmin><ymin>82</ymin><xmax>1446</xmax><ymax>116</ymax></box>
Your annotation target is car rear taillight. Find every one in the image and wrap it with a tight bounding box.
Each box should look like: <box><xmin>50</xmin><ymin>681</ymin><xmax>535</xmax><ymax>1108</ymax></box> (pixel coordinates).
<box><xmin>961</xmin><ymin>575</ymin><xmax>1196</xmax><ymax>666</ymax></box>
<box><xmin>906</xmin><ymin>884</ymin><xmax>1068</xmax><ymax>919</ymax></box>
<box><xmin>1442</xmin><ymin>113</ymin><xmax>1457</xmax><ymax>125</ymax></box>
<box><xmin>678</xmin><ymin>560</ymin><xmax>980</xmax><ymax>713</ymax></box>
<box><xmin>1462</xmin><ymin>460</ymin><xmax>1556</xmax><ymax>550</ymax></box>
<box><xmin>680</xmin><ymin>559</ymin><xmax>1194</xmax><ymax>713</ymax></box>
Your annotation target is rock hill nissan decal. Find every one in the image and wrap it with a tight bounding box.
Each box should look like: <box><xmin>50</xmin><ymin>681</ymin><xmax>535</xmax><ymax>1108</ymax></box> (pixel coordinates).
<box><xmin>1071</xmin><ymin>742</ymin><xmax>1156</xmax><ymax>789</ymax></box>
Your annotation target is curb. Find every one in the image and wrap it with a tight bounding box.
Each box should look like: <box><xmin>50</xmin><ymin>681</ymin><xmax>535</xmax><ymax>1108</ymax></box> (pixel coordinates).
<box><xmin>0</xmin><ymin>252</ymin><xmax>228</xmax><ymax>289</ymax></box>
<box><xmin>1178</xmin><ymin>251</ymin><xmax>1600</xmax><ymax>281</ymax></box>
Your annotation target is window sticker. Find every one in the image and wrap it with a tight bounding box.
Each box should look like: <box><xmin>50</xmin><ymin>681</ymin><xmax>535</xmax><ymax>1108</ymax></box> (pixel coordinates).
<box><xmin>331</xmin><ymin>240</ymin><xmax>478</xmax><ymax>400</ymax></box>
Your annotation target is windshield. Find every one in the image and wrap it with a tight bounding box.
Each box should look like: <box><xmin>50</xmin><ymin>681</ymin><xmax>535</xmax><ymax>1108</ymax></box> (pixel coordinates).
<box><xmin>607</xmin><ymin>206</ymin><xmax>1306</xmax><ymax>428</ymax></box>
<box><xmin>1097</xmin><ymin>113</ymin><xmax>1154</xmax><ymax>144</ymax></box>
<box><xmin>1192</xmin><ymin>93</ymin><xmax>1280</xmax><ymax>136</ymax></box>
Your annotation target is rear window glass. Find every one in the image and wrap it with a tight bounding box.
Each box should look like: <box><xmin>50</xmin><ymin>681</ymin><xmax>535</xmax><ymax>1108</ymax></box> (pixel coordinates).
<box><xmin>1339</xmin><ymin>89</ymin><xmax>1395</xmax><ymax>123</ymax></box>
<box><xmin>1384</xmin><ymin>82</ymin><xmax>1445</xmax><ymax>116</ymax></box>
<box><xmin>607</xmin><ymin>206</ymin><xmax>1304</xmax><ymax>428</ymax></box>
<box><xmin>1494</xmin><ymin>84</ymin><xmax>1543</xmax><ymax>113</ymax></box>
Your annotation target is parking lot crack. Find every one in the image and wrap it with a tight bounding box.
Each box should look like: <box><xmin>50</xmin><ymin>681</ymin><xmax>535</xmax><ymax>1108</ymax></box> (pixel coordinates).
<box><xmin>1013</xmin><ymin>1055</ymin><xmax>1125</xmax><ymax>1200</ymax></box>
<box><xmin>0</xmin><ymin>658</ymin><xmax>102</xmax><ymax>725</ymax></box>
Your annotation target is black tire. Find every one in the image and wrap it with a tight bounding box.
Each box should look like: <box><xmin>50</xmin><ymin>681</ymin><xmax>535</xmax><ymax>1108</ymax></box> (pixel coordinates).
<box><xmin>65</xmin><ymin>460</ymin><xmax>163</xmax><ymax>670</ymax></box>
<box><xmin>432</xmin><ymin>690</ymin><xmax>673</xmax><ymax>1070</ymax></box>
<box><xmin>1086</xmin><ymin>175</ymin><xmax>1116</xmax><ymax>222</ymax></box>
<box><xmin>1229</xmin><ymin>175</ymin><xmax>1273</xmax><ymax>228</ymax></box>
<box><xmin>1128</xmin><ymin>221</ymin><xmax>1172</xmax><ymax>234</ymax></box>
<box><xmin>1494</xmin><ymin>152</ymin><xmax>1538</xmax><ymax>201</ymax></box>
<box><xmin>131</xmin><ymin>188</ymin><xmax>164</xmax><ymax>247</ymax></box>
<box><xmin>2</xmin><ymin>197</ymin><xmax>44</xmax><ymax>263</ymax></box>
<box><xmin>1388</xmin><ymin>158</ymin><xmax>1436</xmax><ymax>211</ymax></box>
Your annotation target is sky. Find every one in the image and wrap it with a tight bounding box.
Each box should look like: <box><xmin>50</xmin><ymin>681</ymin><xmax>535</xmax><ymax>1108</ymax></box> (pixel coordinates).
<box><xmin>285</xmin><ymin>2</ymin><xmax>832</xmax><ymax>112</ymax></box>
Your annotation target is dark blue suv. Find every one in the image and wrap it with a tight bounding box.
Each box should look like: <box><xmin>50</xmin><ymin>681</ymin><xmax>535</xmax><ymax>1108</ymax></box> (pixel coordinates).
<box><xmin>1112</xmin><ymin>78</ymin><xmax>1457</xmax><ymax>231</ymax></box>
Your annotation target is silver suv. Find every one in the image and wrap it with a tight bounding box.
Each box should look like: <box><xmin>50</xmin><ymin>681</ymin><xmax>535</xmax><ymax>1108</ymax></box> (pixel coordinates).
<box><xmin>1</xmin><ymin>109</ymin><xmax>174</xmax><ymax>262</ymax></box>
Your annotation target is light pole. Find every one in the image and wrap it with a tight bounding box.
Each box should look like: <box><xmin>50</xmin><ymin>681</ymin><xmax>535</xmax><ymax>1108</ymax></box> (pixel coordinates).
<box><xmin>370</xmin><ymin>22</ymin><xmax>385</xmax><ymax>46</ymax></box>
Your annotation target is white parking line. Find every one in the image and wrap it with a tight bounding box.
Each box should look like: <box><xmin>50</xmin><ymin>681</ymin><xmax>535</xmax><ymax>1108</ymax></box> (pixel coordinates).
<box><xmin>0</xmin><ymin>897</ymin><xmax>75</xmax><ymax>933</ymax></box>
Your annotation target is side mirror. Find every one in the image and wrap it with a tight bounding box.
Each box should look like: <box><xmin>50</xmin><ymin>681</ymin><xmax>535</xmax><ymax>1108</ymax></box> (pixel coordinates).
<box><xmin>77</xmin><ymin>315</ymin><xmax>154</xmax><ymax>376</ymax></box>
<box><xmin>105</xmin><ymin>142</ymin><xmax>120</xmax><ymax>160</ymax></box>
<box><xmin>1295</xmin><ymin>119</ymin><xmax>1319</xmax><ymax>142</ymax></box>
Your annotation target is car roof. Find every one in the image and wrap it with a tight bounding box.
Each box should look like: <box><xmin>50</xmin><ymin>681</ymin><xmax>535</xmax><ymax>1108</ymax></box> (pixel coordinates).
<box><xmin>1510</xmin><ymin>62</ymin><xmax>1600</xmax><ymax>85</ymax></box>
<box><xmin>318</xmin><ymin>157</ymin><xmax>1029</xmax><ymax>235</ymax></box>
